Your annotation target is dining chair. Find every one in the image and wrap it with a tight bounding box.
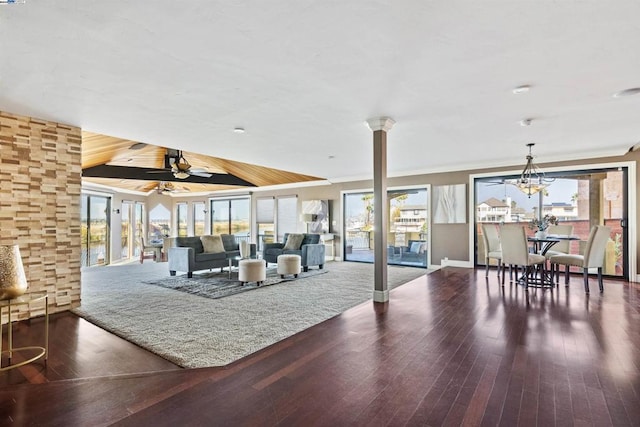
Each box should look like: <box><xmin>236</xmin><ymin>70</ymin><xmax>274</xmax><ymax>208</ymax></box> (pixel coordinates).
<box><xmin>544</xmin><ymin>224</ymin><xmax>574</xmax><ymax>259</ymax></box>
<box><xmin>480</xmin><ymin>223</ymin><xmax>502</xmax><ymax>278</ymax></box>
<box><xmin>139</xmin><ymin>237</ymin><xmax>157</xmax><ymax>264</ymax></box>
<box><xmin>499</xmin><ymin>225</ymin><xmax>546</xmax><ymax>290</ymax></box>
<box><xmin>549</xmin><ymin>225</ymin><xmax>611</xmax><ymax>293</ymax></box>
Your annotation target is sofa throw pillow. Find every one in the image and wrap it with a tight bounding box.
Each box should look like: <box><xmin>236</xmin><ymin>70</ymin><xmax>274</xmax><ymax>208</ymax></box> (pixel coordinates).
<box><xmin>283</xmin><ymin>233</ymin><xmax>305</xmax><ymax>251</ymax></box>
<box><xmin>410</xmin><ymin>241</ymin><xmax>422</xmax><ymax>253</ymax></box>
<box><xmin>201</xmin><ymin>235</ymin><xmax>225</xmax><ymax>254</ymax></box>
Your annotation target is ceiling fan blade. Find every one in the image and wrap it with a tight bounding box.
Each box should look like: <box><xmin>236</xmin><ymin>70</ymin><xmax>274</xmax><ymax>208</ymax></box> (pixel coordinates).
<box><xmin>189</xmin><ymin>170</ymin><xmax>213</xmax><ymax>178</ymax></box>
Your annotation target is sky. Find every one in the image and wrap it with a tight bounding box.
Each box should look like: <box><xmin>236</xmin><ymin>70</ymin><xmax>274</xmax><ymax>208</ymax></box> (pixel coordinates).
<box><xmin>343</xmin><ymin>180</ymin><xmax>577</xmax><ymax>221</ymax></box>
<box><xmin>477</xmin><ymin>178</ymin><xmax>578</xmax><ymax>212</ymax></box>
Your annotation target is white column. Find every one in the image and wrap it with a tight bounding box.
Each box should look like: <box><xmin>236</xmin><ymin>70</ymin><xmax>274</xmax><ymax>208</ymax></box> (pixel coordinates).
<box><xmin>366</xmin><ymin>117</ymin><xmax>395</xmax><ymax>303</ymax></box>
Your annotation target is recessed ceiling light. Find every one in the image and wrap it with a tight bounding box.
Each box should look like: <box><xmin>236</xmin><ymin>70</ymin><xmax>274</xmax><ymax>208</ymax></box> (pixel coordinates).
<box><xmin>233</xmin><ymin>127</ymin><xmax>245</xmax><ymax>133</ymax></box>
<box><xmin>520</xmin><ymin>118</ymin><xmax>533</xmax><ymax>127</ymax></box>
<box><xmin>613</xmin><ymin>87</ymin><xmax>640</xmax><ymax>98</ymax></box>
<box><xmin>513</xmin><ymin>85</ymin><xmax>531</xmax><ymax>94</ymax></box>
<box><xmin>328</xmin><ymin>155</ymin><xmax>335</xmax><ymax>159</ymax></box>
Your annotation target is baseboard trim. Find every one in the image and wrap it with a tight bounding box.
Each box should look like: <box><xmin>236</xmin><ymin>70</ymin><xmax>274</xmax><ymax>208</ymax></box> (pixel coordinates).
<box><xmin>373</xmin><ymin>290</ymin><xmax>389</xmax><ymax>303</ymax></box>
<box><xmin>440</xmin><ymin>259</ymin><xmax>473</xmax><ymax>268</ymax></box>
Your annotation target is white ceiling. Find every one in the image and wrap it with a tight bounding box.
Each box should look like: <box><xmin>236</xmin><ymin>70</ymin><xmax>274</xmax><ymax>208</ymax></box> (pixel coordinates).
<box><xmin>1</xmin><ymin>1</ymin><xmax>639</xmax><ymax>183</ymax></box>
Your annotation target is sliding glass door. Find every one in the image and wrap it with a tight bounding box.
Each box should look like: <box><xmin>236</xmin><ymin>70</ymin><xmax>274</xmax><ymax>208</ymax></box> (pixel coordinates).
<box><xmin>133</xmin><ymin>202</ymin><xmax>145</xmax><ymax>259</ymax></box>
<box><xmin>121</xmin><ymin>201</ymin><xmax>133</xmax><ymax>260</ymax></box>
<box><xmin>475</xmin><ymin>166</ymin><xmax>628</xmax><ymax>278</ymax></box>
<box><xmin>210</xmin><ymin>197</ymin><xmax>251</xmax><ymax>244</ymax></box>
<box><xmin>81</xmin><ymin>194</ymin><xmax>111</xmax><ymax>267</ymax></box>
<box><xmin>343</xmin><ymin>187</ymin><xmax>429</xmax><ymax>267</ymax></box>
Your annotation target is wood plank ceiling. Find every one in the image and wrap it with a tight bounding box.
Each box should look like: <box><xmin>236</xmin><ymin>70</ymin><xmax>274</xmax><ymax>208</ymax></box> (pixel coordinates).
<box><xmin>81</xmin><ymin>132</ymin><xmax>323</xmax><ymax>194</ymax></box>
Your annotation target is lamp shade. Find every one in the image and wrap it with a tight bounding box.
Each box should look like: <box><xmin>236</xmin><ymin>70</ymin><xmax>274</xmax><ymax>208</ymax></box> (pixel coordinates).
<box><xmin>0</xmin><ymin>245</ymin><xmax>28</xmax><ymax>300</ymax></box>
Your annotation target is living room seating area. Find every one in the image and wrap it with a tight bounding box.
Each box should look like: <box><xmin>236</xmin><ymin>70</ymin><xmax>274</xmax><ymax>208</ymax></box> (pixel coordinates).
<box><xmin>263</xmin><ymin>233</ymin><xmax>325</xmax><ymax>272</ymax></box>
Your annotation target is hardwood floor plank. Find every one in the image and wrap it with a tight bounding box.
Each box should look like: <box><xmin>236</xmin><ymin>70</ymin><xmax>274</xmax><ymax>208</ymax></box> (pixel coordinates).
<box><xmin>461</xmin><ymin>353</ymin><xmax>501</xmax><ymax>426</ymax></box>
<box><xmin>537</xmin><ymin>380</ymin><xmax>556</xmax><ymax>427</ymax></box>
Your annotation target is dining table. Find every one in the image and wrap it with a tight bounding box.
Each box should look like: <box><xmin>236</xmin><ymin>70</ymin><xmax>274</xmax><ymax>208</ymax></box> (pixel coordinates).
<box><xmin>527</xmin><ymin>234</ymin><xmax>580</xmax><ymax>255</ymax></box>
<box><xmin>524</xmin><ymin>234</ymin><xmax>580</xmax><ymax>287</ymax></box>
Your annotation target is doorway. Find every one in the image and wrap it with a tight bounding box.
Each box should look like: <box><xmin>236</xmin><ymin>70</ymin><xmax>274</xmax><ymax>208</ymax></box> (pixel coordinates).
<box><xmin>342</xmin><ymin>187</ymin><xmax>430</xmax><ymax>268</ymax></box>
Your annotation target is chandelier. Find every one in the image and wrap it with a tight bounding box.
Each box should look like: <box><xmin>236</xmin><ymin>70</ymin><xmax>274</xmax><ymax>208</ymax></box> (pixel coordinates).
<box><xmin>516</xmin><ymin>143</ymin><xmax>554</xmax><ymax>197</ymax></box>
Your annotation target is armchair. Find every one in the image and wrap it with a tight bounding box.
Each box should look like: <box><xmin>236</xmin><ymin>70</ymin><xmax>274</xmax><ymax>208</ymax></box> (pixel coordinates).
<box><xmin>263</xmin><ymin>233</ymin><xmax>325</xmax><ymax>272</ymax></box>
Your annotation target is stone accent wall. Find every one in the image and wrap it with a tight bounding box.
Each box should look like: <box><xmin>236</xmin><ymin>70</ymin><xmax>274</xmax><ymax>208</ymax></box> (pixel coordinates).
<box><xmin>0</xmin><ymin>111</ymin><xmax>82</xmax><ymax>321</ymax></box>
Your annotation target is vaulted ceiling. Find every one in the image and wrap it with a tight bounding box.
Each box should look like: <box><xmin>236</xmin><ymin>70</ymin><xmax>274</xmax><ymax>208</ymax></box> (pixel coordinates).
<box><xmin>1</xmin><ymin>1</ymin><xmax>639</xmax><ymax>187</ymax></box>
<box><xmin>81</xmin><ymin>132</ymin><xmax>322</xmax><ymax>194</ymax></box>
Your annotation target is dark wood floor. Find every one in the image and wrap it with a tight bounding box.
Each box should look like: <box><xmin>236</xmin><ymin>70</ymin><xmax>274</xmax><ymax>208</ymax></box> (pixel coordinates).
<box><xmin>1</xmin><ymin>267</ymin><xmax>639</xmax><ymax>426</ymax></box>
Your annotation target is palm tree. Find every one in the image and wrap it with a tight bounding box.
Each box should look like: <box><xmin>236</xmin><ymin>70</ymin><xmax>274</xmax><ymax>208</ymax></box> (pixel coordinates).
<box><xmin>362</xmin><ymin>194</ymin><xmax>374</xmax><ymax>230</ymax></box>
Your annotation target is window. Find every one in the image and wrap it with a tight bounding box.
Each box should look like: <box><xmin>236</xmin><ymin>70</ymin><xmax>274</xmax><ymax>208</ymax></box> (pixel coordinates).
<box><xmin>134</xmin><ymin>202</ymin><xmax>145</xmax><ymax>257</ymax></box>
<box><xmin>149</xmin><ymin>205</ymin><xmax>171</xmax><ymax>239</ymax></box>
<box><xmin>193</xmin><ymin>202</ymin><xmax>206</xmax><ymax>235</ymax></box>
<box><xmin>176</xmin><ymin>203</ymin><xmax>188</xmax><ymax>237</ymax></box>
<box><xmin>121</xmin><ymin>201</ymin><xmax>132</xmax><ymax>259</ymax></box>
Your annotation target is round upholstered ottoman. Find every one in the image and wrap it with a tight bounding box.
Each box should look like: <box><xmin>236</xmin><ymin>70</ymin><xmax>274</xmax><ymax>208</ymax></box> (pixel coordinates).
<box><xmin>238</xmin><ymin>259</ymin><xmax>266</xmax><ymax>286</ymax></box>
<box><xmin>277</xmin><ymin>254</ymin><xmax>302</xmax><ymax>279</ymax></box>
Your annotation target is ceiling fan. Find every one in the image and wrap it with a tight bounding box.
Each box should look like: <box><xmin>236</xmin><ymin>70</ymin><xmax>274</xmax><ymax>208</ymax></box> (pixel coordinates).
<box><xmin>155</xmin><ymin>181</ymin><xmax>189</xmax><ymax>194</ymax></box>
<box><xmin>149</xmin><ymin>149</ymin><xmax>213</xmax><ymax>179</ymax></box>
<box><xmin>83</xmin><ymin>147</ymin><xmax>257</xmax><ymax>187</ymax></box>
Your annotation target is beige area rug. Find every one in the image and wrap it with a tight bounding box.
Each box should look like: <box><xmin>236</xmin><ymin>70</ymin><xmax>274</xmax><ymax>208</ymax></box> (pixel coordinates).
<box><xmin>73</xmin><ymin>261</ymin><xmax>432</xmax><ymax>368</ymax></box>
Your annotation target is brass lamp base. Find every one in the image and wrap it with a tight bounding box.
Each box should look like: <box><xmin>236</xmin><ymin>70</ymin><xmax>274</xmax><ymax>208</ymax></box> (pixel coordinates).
<box><xmin>0</xmin><ymin>346</ymin><xmax>47</xmax><ymax>372</ymax></box>
<box><xmin>0</xmin><ymin>293</ymin><xmax>49</xmax><ymax>372</ymax></box>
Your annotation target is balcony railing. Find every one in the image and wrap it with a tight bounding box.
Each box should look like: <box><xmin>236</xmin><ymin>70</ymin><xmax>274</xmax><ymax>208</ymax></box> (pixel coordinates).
<box><xmin>345</xmin><ymin>230</ymin><xmax>370</xmax><ymax>250</ymax></box>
